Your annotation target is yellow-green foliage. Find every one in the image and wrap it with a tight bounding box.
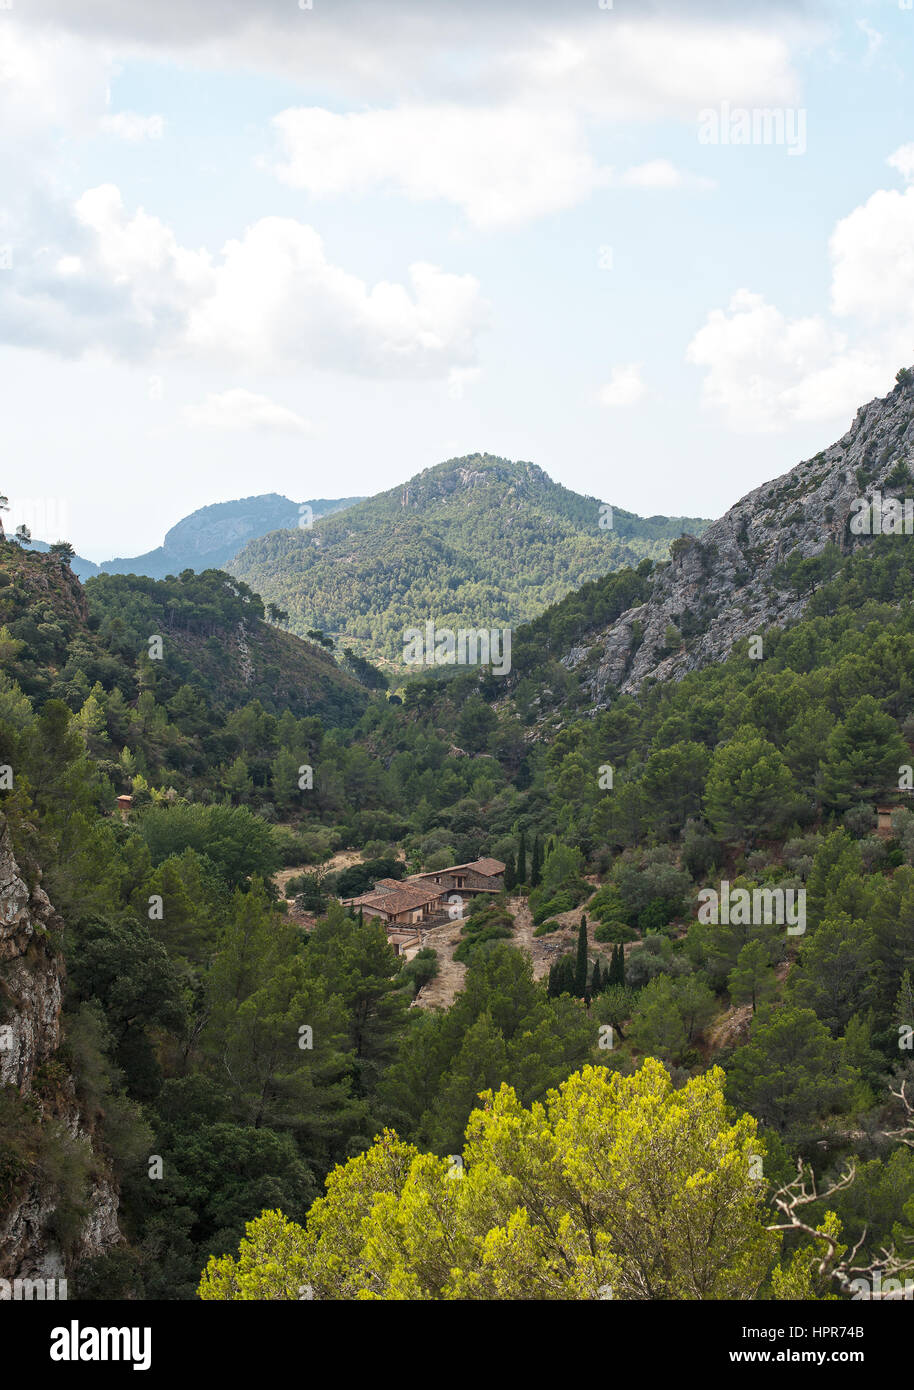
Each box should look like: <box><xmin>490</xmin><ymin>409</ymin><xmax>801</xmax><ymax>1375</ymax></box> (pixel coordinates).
<box><xmin>198</xmin><ymin>1059</ymin><xmax>784</xmax><ymax>1301</ymax></box>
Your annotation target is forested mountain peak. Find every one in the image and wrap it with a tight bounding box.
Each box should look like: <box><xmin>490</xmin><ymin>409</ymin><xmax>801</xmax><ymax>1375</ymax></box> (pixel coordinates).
<box><xmin>229</xmin><ymin>452</ymin><xmax>710</xmax><ymax>667</ymax></box>
<box><xmin>393</xmin><ymin>454</ymin><xmax>558</xmax><ymax>508</ymax></box>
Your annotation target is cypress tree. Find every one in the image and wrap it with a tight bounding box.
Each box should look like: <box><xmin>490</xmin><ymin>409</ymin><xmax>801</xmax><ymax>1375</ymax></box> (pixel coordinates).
<box><xmin>517</xmin><ymin>830</ymin><xmax>527</xmax><ymax>886</ymax></box>
<box><xmin>590</xmin><ymin>959</ymin><xmax>602</xmax><ymax>995</ymax></box>
<box><xmin>611</xmin><ymin>943</ymin><xmax>626</xmax><ymax>987</ymax></box>
<box><xmin>530</xmin><ymin>834</ymin><xmax>542</xmax><ymax>888</ymax></box>
<box><xmin>503</xmin><ymin>850</ymin><xmax>516</xmax><ymax>892</ymax></box>
<box><xmin>575</xmin><ymin>916</ymin><xmax>588</xmax><ymax>998</ymax></box>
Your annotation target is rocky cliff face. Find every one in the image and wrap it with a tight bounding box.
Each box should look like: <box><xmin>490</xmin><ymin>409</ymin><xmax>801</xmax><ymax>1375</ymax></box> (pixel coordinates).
<box><xmin>567</xmin><ymin>373</ymin><xmax>914</xmax><ymax>705</ymax></box>
<box><xmin>0</xmin><ymin>816</ymin><xmax>122</xmax><ymax>1283</ymax></box>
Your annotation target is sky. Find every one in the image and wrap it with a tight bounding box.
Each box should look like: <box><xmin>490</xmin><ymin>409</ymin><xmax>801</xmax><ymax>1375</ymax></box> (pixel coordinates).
<box><xmin>3</xmin><ymin>0</ymin><xmax>914</xmax><ymax>561</ymax></box>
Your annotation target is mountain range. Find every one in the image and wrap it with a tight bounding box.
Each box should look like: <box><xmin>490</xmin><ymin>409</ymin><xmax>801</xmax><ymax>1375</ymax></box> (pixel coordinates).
<box><xmin>40</xmin><ymin>494</ymin><xmax>361</xmax><ymax>584</ymax></box>
<box><xmin>228</xmin><ymin>455</ymin><xmax>709</xmax><ymax>666</ymax></box>
<box><xmin>20</xmin><ymin>466</ymin><xmax>706</xmax><ymax>673</ymax></box>
<box><xmin>4</xmin><ymin>370</ymin><xmax>914</xmax><ymax>1302</ymax></box>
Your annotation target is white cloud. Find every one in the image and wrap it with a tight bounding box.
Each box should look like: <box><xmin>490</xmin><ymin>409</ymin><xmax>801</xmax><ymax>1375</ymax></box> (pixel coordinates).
<box><xmin>1</xmin><ymin>184</ymin><xmax>488</xmax><ymax>378</ymax></box>
<box><xmin>830</xmin><ymin>185</ymin><xmax>914</xmax><ymax>323</ymax></box>
<box><xmin>503</xmin><ymin>21</ymin><xmax>800</xmax><ymax>121</ymax></box>
<box><xmin>25</xmin><ymin>5</ymin><xmax>805</xmax><ymax>118</ymax></box>
<box><xmin>685</xmin><ymin>150</ymin><xmax>914</xmax><ymax>432</ymax></box>
<box><xmin>100</xmin><ymin>111</ymin><xmax>164</xmax><ymax>140</ymax></box>
<box><xmin>272</xmin><ymin>105</ymin><xmax>612</xmax><ymax>229</ymax></box>
<box><xmin>598</xmin><ymin>364</ymin><xmax>648</xmax><ymax>408</ymax></box>
<box><xmin>685</xmin><ymin>289</ymin><xmax>896</xmax><ymax>431</ymax></box>
<box><xmin>887</xmin><ymin>144</ymin><xmax>914</xmax><ymax>183</ymax></box>
<box><xmin>0</xmin><ymin>19</ymin><xmax>113</xmax><ymax>226</ymax></box>
<box><xmin>619</xmin><ymin>159</ymin><xmax>715</xmax><ymax>190</ymax></box>
<box><xmin>0</xmin><ymin>21</ymin><xmax>110</xmax><ymax>138</ymax></box>
<box><xmin>184</xmin><ymin>389</ymin><xmax>312</xmax><ymax>434</ymax></box>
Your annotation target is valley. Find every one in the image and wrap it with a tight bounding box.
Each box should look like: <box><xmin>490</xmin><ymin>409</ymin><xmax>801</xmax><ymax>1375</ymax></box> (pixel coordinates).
<box><xmin>3</xmin><ymin>373</ymin><xmax>914</xmax><ymax>1303</ymax></box>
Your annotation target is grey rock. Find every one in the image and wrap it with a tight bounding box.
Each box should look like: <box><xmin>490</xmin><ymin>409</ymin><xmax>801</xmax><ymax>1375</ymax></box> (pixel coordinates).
<box><xmin>0</xmin><ymin>816</ymin><xmax>124</xmax><ymax>1282</ymax></box>
<box><xmin>574</xmin><ymin>375</ymin><xmax>914</xmax><ymax>705</ymax></box>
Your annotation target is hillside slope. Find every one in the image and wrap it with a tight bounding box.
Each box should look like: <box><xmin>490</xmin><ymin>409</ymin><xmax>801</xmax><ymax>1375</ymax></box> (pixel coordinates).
<box><xmin>554</xmin><ymin>371</ymin><xmax>914</xmax><ymax>705</ymax></box>
<box><xmin>83</xmin><ymin>569</ymin><xmax>369</xmax><ymax>727</ymax></box>
<box><xmin>0</xmin><ymin>545</ymin><xmax>368</xmax><ymax>727</ymax></box>
<box><xmin>229</xmin><ymin>454</ymin><xmax>709</xmax><ymax>666</ymax></box>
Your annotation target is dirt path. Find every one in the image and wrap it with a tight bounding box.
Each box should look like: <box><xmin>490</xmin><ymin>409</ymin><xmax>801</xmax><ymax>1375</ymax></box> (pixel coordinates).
<box><xmin>510</xmin><ymin>893</ymin><xmax>619</xmax><ymax>982</ymax></box>
<box><xmin>415</xmin><ymin>892</ymin><xmax>614</xmax><ymax>1008</ymax></box>
<box><xmin>413</xmin><ymin>918</ymin><xmax>467</xmax><ymax>1009</ymax></box>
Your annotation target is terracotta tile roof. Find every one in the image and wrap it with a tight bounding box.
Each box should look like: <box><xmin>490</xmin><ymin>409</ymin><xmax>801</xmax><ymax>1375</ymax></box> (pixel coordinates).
<box><xmin>412</xmin><ymin>858</ymin><xmax>505</xmax><ymax>880</ymax></box>
<box><xmin>467</xmin><ymin>857</ymin><xmax>505</xmax><ymax>876</ymax></box>
<box><xmin>348</xmin><ymin>882</ymin><xmax>445</xmax><ymax>915</ymax></box>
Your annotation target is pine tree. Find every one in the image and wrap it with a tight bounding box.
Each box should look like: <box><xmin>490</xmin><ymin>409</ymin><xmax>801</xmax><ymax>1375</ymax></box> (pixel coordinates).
<box><xmin>896</xmin><ymin>969</ymin><xmax>914</xmax><ymax>1033</ymax></box>
<box><xmin>548</xmin><ymin>955</ymin><xmax>576</xmax><ymax>997</ymax></box>
<box><xmin>530</xmin><ymin>834</ymin><xmax>542</xmax><ymax>888</ymax></box>
<box><xmin>575</xmin><ymin>916</ymin><xmax>588</xmax><ymax>998</ymax></box>
<box><xmin>517</xmin><ymin>830</ymin><xmax>527</xmax><ymax>886</ymax></box>
<box><xmin>503</xmin><ymin>851</ymin><xmax>516</xmax><ymax>892</ymax></box>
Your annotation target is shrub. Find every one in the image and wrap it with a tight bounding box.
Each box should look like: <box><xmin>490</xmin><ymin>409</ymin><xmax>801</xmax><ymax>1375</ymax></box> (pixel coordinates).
<box><xmin>398</xmin><ymin>947</ymin><xmax>439</xmax><ymax>996</ymax></box>
<box><xmin>334</xmin><ymin>857</ymin><xmax>404</xmax><ymax>898</ymax></box>
<box><xmin>531</xmin><ymin>890</ymin><xmax>578</xmax><ymax>924</ymax></box>
<box><xmin>453</xmin><ymin>901</ymin><xmax>514</xmax><ymax>963</ymax></box>
<box><xmin>843</xmin><ymin>803</ymin><xmax>877</xmax><ymax>839</ymax></box>
<box><xmin>594</xmin><ymin>920</ymin><xmax>636</xmax><ymax>944</ymax></box>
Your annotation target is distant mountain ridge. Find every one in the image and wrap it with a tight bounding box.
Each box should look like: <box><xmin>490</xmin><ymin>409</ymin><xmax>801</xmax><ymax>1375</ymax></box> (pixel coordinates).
<box><xmin>228</xmin><ymin>453</ymin><xmax>710</xmax><ymax>666</ymax></box>
<box><xmin>98</xmin><ymin>493</ymin><xmax>362</xmax><ymax>580</ymax></box>
<box><xmin>22</xmin><ymin>493</ymin><xmax>362</xmax><ymax>584</ymax></box>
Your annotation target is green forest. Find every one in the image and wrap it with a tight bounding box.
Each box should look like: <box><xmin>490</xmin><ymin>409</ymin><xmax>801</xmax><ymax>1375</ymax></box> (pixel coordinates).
<box><xmin>229</xmin><ymin>454</ymin><xmax>708</xmax><ymax>668</ymax></box>
<box><xmin>1</xmin><ymin>527</ymin><xmax>914</xmax><ymax>1302</ymax></box>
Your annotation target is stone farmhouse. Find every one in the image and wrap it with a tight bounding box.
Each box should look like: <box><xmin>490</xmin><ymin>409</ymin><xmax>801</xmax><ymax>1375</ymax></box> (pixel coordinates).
<box><xmin>343</xmin><ymin>857</ymin><xmax>505</xmax><ymax>957</ymax></box>
<box><xmin>410</xmin><ymin>857</ymin><xmax>506</xmax><ymax>898</ymax></box>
